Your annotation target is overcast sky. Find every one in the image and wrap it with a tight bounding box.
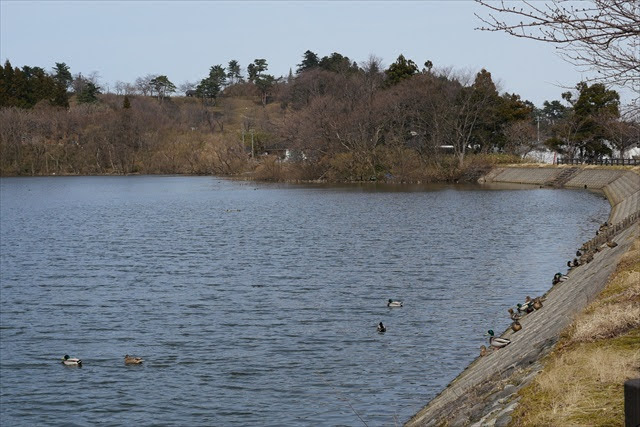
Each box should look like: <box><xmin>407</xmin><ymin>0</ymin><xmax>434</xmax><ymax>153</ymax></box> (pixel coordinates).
<box><xmin>1</xmin><ymin>0</ymin><xmax>632</xmax><ymax>107</ymax></box>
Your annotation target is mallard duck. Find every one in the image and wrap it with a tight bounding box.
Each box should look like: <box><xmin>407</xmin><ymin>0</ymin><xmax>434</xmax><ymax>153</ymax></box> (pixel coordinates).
<box><xmin>511</xmin><ymin>320</ymin><xmax>522</xmax><ymax>332</ymax></box>
<box><xmin>377</xmin><ymin>322</ymin><xmax>386</xmax><ymax>333</ymax></box>
<box><xmin>552</xmin><ymin>272</ymin><xmax>569</xmax><ymax>285</ymax></box>
<box><xmin>124</xmin><ymin>355</ymin><xmax>143</xmax><ymax>365</ymax></box>
<box><xmin>486</xmin><ymin>330</ymin><xmax>511</xmax><ymax>348</ymax></box>
<box><xmin>533</xmin><ymin>298</ymin><xmax>543</xmax><ymax>310</ymax></box>
<box><xmin>480</xmin><ymin>345</ymin><xmax>488</xmax><ymax>357</ymax></box>
<box><xmin>508</xmin><ymin>308</ymin><xmax>522</xmax><ymax>321</ymax></box>
<box><xmin>606</xmin><ymin>240</ymin><xmax>618</xmax><ymax>248</ymax></box>
<box><xmin>387</xmin><ymin>299</ymin><xmax>403</xmax><ymax>308</ymax></box>
<box><xmin>518</xmin><ymin>297</ymin><xmax>534</xmax><ymax>314</ymax></box>
<box><xmin>61</xmin><ymin>355</ymin><xmax>82</xmax><ymax>366</ymax></box>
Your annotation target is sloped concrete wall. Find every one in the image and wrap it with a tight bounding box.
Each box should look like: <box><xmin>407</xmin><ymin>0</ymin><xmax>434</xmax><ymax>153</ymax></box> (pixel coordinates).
<box><xmin>407</xmin><ymin>166</ymin><xmax>639</xmax><ymax>427</ymax></box>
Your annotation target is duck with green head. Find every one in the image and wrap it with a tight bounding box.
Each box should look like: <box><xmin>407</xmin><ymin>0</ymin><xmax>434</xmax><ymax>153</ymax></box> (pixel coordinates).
<box><xmin>387</xmin><ymin>299</ymin><xmax>403</xmax><ymax>308</ymax></box>
<box><xmin>485</xmin><ymin>330</ymin><xmax>511</xmax><ymax>348</ymax></box>
<box><xmin>61</xmin><ymin>355</ymin><xmax>82</xmax><ymax>366</ymax></box>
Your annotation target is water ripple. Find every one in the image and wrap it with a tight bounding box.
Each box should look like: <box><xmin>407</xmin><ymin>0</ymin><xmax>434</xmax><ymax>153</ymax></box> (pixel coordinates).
<box><xmin>0</xmin><ymin>177</ymin><xmax>610</xmax><ymax>425</ymax></box>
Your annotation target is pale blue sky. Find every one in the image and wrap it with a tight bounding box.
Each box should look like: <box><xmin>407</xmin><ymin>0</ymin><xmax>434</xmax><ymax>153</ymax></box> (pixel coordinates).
<box><xmin>1</xmin><ymin>0</ymin><xmax>630</xmax><ymax>106</ymax></box>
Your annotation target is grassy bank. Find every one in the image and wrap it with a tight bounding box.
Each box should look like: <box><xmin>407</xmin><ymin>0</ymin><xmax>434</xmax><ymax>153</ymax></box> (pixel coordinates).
<box><xmin>510</xmin><ymin>233</ymin><xmax>640</xmax><ymax>426</ymax></box>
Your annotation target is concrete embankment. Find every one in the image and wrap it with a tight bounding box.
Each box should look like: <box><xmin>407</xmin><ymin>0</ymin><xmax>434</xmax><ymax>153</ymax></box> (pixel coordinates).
<box><xmin>407</xmin><ymin>165</ymin><xmax>640</xmax><ymax>427</ymax></box>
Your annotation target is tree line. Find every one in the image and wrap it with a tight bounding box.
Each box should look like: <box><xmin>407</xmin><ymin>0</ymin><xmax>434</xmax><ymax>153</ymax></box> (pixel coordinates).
<box><xmin>0</xmin><ymin>51</ymin><xmax>637</xmax><ymax>180</ymax></box>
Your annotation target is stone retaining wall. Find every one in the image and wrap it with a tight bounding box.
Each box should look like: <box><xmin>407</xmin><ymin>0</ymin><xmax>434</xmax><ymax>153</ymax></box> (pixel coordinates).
<box><xmin>407</xmin><ymin>166</ymin><xmax>640</xmax><ymax>427</ymax></box>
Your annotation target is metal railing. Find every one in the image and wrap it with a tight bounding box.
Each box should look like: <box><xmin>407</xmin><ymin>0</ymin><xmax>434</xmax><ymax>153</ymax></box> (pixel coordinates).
<box><xmin>557</xmin><ymin>158</ymin><xmax>640</xmax><ymax>166</ymax></box>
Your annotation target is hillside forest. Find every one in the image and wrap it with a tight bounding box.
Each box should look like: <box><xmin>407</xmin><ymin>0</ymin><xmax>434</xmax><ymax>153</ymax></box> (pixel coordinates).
<box><xmin>1</xmin><ymin>52</ymin><xmax>637</xmax><ymax>181</ymax></box>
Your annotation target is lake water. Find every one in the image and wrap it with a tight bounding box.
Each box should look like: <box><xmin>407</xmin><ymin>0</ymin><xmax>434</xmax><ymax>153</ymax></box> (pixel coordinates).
<box><xmin>0</xmin><ymin>176</ymin><xmax>610</xmax><ymax>426</ymax></box>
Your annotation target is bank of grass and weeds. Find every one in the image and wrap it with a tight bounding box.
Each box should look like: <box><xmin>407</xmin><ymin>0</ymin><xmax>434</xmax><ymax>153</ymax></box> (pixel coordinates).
<box><xmin>510</xmin><ymin>234</ymin><xmax>640</xmax><ymax>427</ymax></box>
<box><xmin>251</xmin><ymin>152</ymin><xmax>522</xmax><ymax>183</ymax></box>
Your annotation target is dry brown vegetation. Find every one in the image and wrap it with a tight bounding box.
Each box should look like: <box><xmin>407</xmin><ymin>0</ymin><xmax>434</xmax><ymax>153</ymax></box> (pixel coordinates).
<box><xmin>0</xmin><ymin>87</ymin><xmax>523</xmax><ymax>181</ymax></box>
<box><xmin>511</xmin><ymin>233</ymin><xmax>640</xmax><ymax>426</ymax></box>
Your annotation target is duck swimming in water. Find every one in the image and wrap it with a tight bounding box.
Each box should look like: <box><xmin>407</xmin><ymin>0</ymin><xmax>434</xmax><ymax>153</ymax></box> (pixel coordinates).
<box><xmin>486</xmin><ymin>330</ymin><xmax>511</xmax><ymax>349</ymax></box>
<box><xmin>124</xmin><ymin>355</ymin><xmax>143</xmax><ymax>365</ymax></box>
<box><xmin>377</xmin><ymin>322</ymin><xmax>386</xmax><ymax>333</ymax></box>
<box><xmin>61</xmin><ymin>355</ymin><xmax>82</xmax><ymax>366</ymax></box>
<box><xmin>387</xmin><ymin>299</ymin><xmax>403</xmax><ymax>308</ymax></box>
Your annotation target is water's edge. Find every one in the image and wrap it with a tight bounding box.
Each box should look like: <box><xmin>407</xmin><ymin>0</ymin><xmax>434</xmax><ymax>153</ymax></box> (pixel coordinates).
<box><xmin>406</xmin><ymin>165</ymin><xmax>640</xmax><ymax>426</ymax></box>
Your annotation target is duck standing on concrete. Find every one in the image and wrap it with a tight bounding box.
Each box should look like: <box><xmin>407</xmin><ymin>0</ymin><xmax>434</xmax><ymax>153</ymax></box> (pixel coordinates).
<box><xmin>511</xmin><ymin>320</ymin><xmax>522</xmax><ymax>332</ymax></box>
<box><xmin>533</xmin><ymin>298</ymin><xmax>543</xmax><ymax>310</ymax></box>
<box><xmin>606</xmin><ymin>240</ymin><xmax>618</xmax><ymax>248</ymax></box>
<box><xmin>480</xmin><ymin>345</ymin><xmax>489</xmax><ymax>357</ymax></box>
<box><xmin>508</xmin><ymin>308</ymin><xmax>522</xmax><ymax>321</ymax></box>
<box><xmin>377</xmin><ymin>322</ymin><xmax>386</xmax><ymax>333</ymax></box>
<box><xmin>552</xmin><ymin>272</ymin><xmax>569</xmax><ymax>285</ymax></box>
<box><xmin>486</xmin><ymin>330</ymin><xmax>511</xmax><ymax>349</ymax></box>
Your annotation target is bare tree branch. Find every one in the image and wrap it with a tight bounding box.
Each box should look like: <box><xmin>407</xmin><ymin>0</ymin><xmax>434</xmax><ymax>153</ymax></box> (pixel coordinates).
<box><xmin>475</xmin><ymin>0</ymin><xmax>640</xmax><ymax>90</ymax></box>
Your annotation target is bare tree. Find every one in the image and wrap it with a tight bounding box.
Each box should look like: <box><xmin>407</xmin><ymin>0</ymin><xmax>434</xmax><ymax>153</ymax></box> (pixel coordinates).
<box><xmin>475</xmin><ymin>1</ymin><xmax>639</xmax><ymax>89</ymax></box>
<box><xmin>135</xmin><ymin>74</ymin><xmax>157</xmax><ymax>97</ymax></box>
<box><xmin>179</xmin><ymin>81</ymin><xmax>196</xmax><ymax>96</ymax></box>
<box><xmin>114</xmin><ymin>81</ymin><xmax>126</xmax><ymax>96</ymax></box>
<box><xmin>504</xmin><ymin>119</ymin><xmax>538</xmax><ymax>157</ymax></box>
<box><xmin>605</xmin><ymin>118</ymin><xmax>639</xmax><ymax>157</ymax></box>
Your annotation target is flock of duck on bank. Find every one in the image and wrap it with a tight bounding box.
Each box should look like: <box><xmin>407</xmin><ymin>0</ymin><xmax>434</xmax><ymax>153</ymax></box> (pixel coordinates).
<box><xmin>480</xmin><ymin>221</ymin><xmax>620</xmax><ymax>357</ymax></box>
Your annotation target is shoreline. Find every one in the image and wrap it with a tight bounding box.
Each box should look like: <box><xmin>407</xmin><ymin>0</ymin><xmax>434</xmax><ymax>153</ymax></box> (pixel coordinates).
<box><xmin>406</xmin><ymin>165</ymin><xmax>640</xmax><ymax>426</ymax></box>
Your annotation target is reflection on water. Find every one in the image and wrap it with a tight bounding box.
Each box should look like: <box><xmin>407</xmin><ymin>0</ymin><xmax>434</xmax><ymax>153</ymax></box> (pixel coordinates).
<box><xmin>0</xmin><ymin>176</ymin><xmax>609</xmax><ymax>425</ymax></box>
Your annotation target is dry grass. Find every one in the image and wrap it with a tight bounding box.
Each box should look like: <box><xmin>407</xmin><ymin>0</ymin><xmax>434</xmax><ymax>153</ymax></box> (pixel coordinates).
<box><xmin>571</xmin><ymin>302</ymin><xmax>640</xmax><ymax>342</ymax></box>
<box><xmin>511</xmin><ymin>232</ymin><xmax>640</xmax><ymax>427</ymax></box>
<box><xmin>511</xmin><ymin>331</ymin><xmax>640</xmax><ymax>427</ymax></box>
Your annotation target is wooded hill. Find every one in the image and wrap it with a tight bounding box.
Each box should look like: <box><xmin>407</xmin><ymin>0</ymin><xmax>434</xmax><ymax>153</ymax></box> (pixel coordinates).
<box><xmin>1</xmin><ymin>53</ymin><xmax>636</xmax><ymax>181</ymax></box>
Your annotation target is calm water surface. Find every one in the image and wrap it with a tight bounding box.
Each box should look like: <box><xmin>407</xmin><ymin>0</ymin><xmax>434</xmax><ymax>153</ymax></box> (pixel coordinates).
<box><xmin>0</xmin><ymin>176</ymin><xmax>610</xmax><ymax>426</ymax></box>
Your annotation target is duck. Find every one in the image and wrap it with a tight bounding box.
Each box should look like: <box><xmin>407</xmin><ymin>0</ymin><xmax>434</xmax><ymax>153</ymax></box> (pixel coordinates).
<box><xmin>518</xmin><ymin>296</ymin><xmax>534</xmax><ymax>314</ymax></box>
<box><xmin>480</xmin><ymin>345</ymin><xmax>488</xmax><ymax>357</ymax></box>
<box><xmin>552</xmin><ymin>272</ymin><xmax>569</xmax><ymax>285</ymax></box>
<box><xmin>124</xmin><ymin>355</ymin><xmax>143</xmax><ymax>365</ymax></box>
<box><xmin>511</xmin><ymin>320</ymin><xmax>522</xmax><ymax>332</ymax></box>
<box><xmin>377</xmin><ymin>322</ymin><xmax>386</xmax><ymax>333</ymax></box>
<box><xmin>533</xmin><ymin>298</ymin><xmax>543</xmax><ymax>310</ymax></box>
<box><xmin>61</xmin><ymin>355</ymin><xmax>82</xmax><ymax>366</ymax></box>
<box><xmin>606</xmin><ymin>240</ymin><xmax>618</xmax><ymax>248</ymax></box>
<box><xmin>581</xmin><ymin>254</ymin><xmax>594</xmax><ymax>264</ymax></box>
<box><xmin>486</xmin><ymin>330</ymin><xmax>511</xmax><ymax>349</ymax></box>
<box><xmin>387</xmin><ymin>299</ymin><xmax>403</xmax><ymax>308</ymax></box>
<box><xmin>507</xmin><ymin>308</ymin><xmax>522</xmax><ymax>321</ymax></box>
